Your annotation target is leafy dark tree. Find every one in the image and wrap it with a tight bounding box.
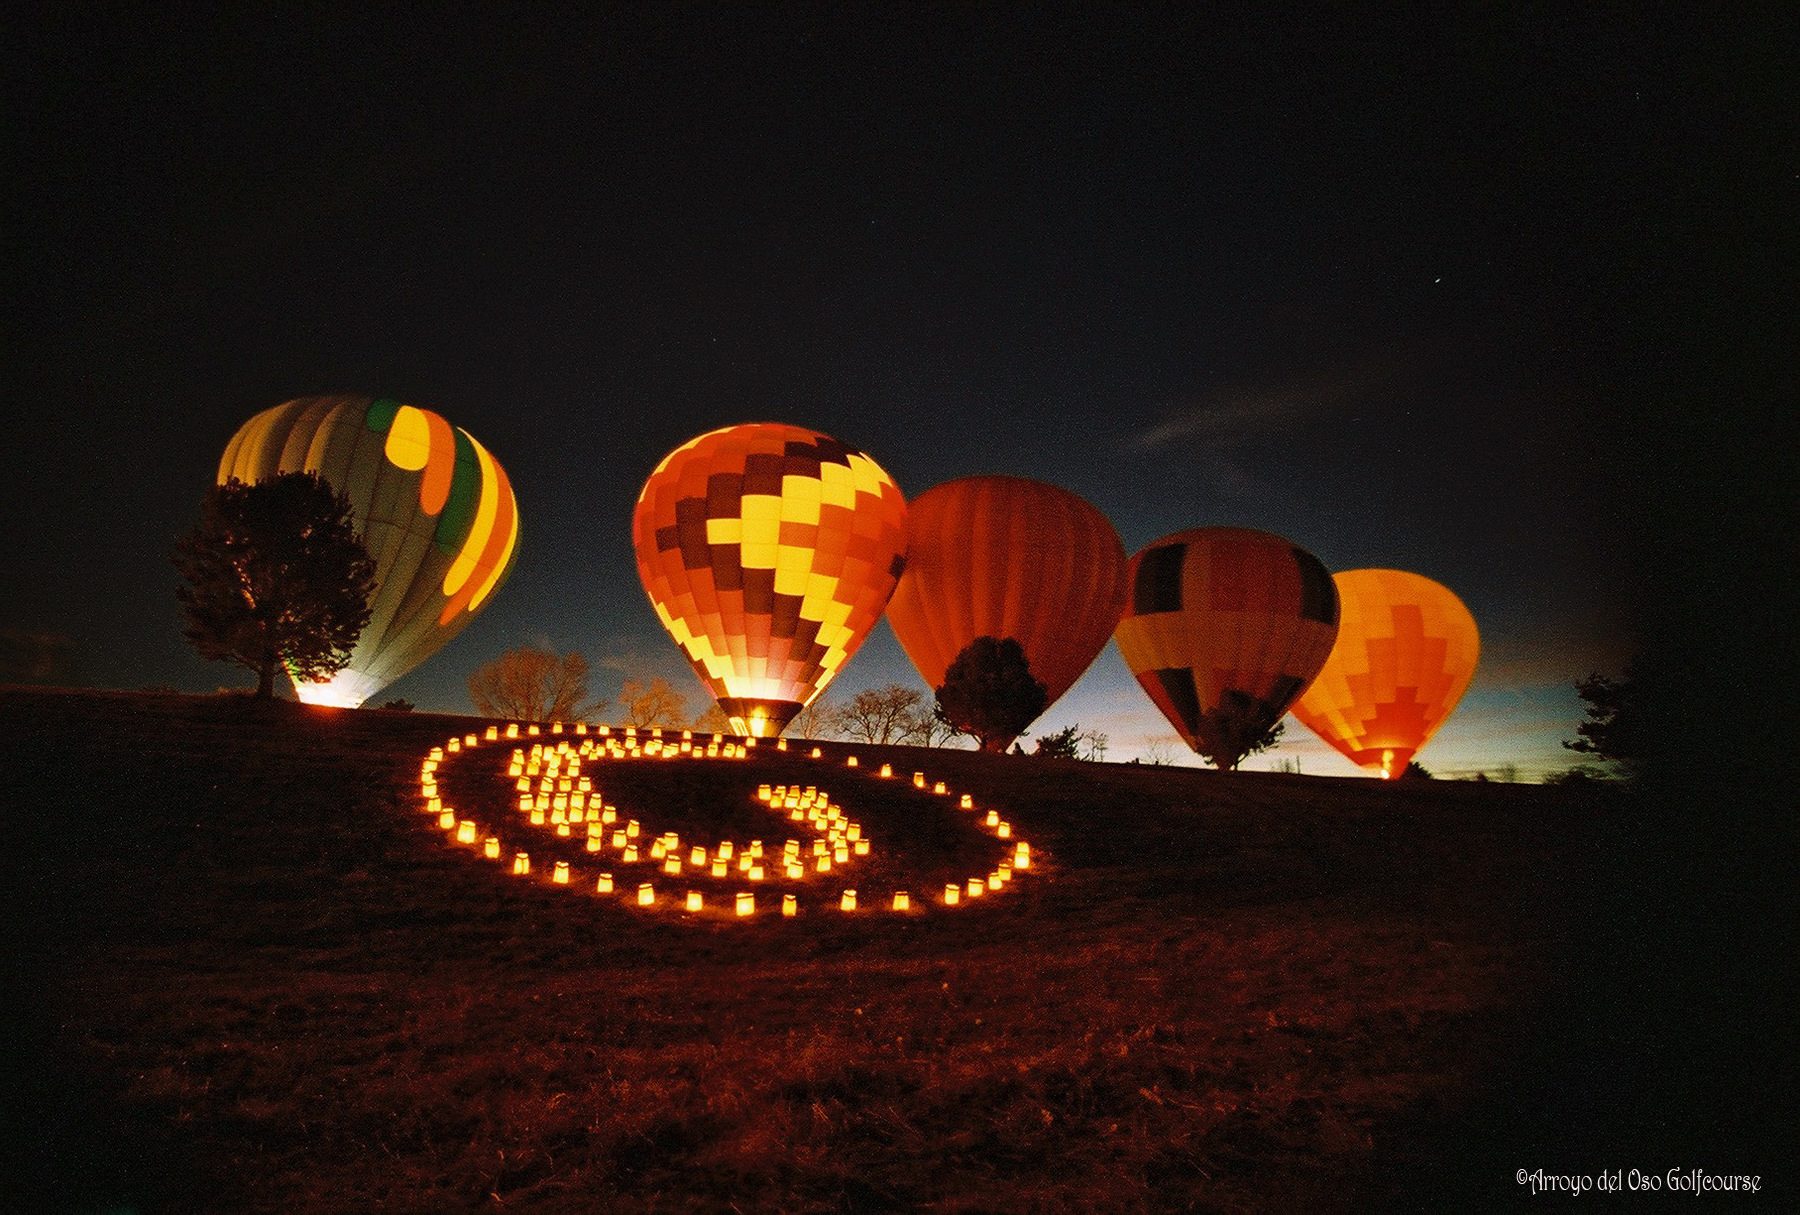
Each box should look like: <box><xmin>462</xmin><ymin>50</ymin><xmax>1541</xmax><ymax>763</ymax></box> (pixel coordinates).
<box><xmin>1563</xmin><ymin>669</ymin><xmax>1641</xmax><ymax>771</ymax></box>
<box><xmin>934</xmin><ymin>636</ymin><xmax>1049</xmax><ymax>753</ymax></box>
<box><xmin>174</xmin><ymin>473</ymin><xmax>375</xmax><ymax>698</ymax></box>
<box><xmin>378</xmin><ymin>698</ymin><xmax>415</xmax><ymax>712</ymax></box>
<box><xmin>1193</xmin><ymin>689</ymin><xmax>1286</xmax><ymax>770</ymax></box>
<box><xmin>1032</xmin><ymin>725</ymin><xmax>1082</xmax><ymax>759</ymax></box>
<box><xmin>470</xmin><ymin>647</ymin><xmax>604</xmax><ymax>721</ymax></box>
<box><xmin>1399</xmin><ymin>760</ymin><xmax>1434</xmax><ymax>780</ymax></box>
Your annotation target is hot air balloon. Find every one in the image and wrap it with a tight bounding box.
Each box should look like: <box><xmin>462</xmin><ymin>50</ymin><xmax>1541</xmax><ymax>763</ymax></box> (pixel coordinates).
<box><xmin>632</xmin><ymin>423</ymin><xmax>908</xmax><ymax>737</ymax></box>
<box><xmin>885</xmin><ymin>475</ymin><xmax>1127</xmax><ymax>721</ymax></box>
<box><xmin>1290</xmin><ymin>569</ymin><xmax>1479</xmax><ymax>778</ymax></box>
<box><xmin>218</xmin><ymin>395</ymin><xmax>520</xmax><ymax>707</ymax></box>
<box><xmin>1114</xmin><ymin>527</ymin><xmax>1339</xmax><ymax>769</ymax></box>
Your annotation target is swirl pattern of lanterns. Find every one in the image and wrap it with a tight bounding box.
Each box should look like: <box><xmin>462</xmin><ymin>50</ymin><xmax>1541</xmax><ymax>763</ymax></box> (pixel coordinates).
<box><xmin>415</xmin><ymin>723</ymin><xmax>1032</xmax><ymax>918</ymax></box>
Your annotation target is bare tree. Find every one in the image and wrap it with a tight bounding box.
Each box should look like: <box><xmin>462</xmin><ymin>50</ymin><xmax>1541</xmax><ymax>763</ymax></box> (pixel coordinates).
<box><xmin>469</xmin><ymin>648</ymin><xmax>602</xmax><ymax>721</ymax></box>
<box><xmin>788</xmin><ymin>696</ymin><xmax>842</xmax><ymax>740</ymax></box>
<box><xmin>837</xmin><ymin>685</ymin><xmax>927</xmax><ymax>744</ymax></box>
<box><xmin>691</xmin><ymin>703</ymin><xmax>732</xmax><ymax>735</ymax></box>
<box><xmin>618</xmin><ymin>676</ymin><xmax>688</xmax><ymax>729</ymax></box>
<box><xmin>1077</xmin><ymin>727</ymin><xmax>1109</xmax><ymax>762</ymax></box>
<box><xmin>1143</xmin><ymin>737</ymin><xmax>1182</xmax><ymax>767</ymax></box>
<box><xmin>904</xmin><ymin>709</ymin><xmax>963</xmax><ymax>747</ymax></box>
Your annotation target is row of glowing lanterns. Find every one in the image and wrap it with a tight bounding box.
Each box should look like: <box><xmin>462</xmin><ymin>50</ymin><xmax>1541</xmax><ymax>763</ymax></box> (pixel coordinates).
<box><xmin>415</xmin><ymin>722</ymin><xmax>1033</xmax><ymax>917</ymax></box>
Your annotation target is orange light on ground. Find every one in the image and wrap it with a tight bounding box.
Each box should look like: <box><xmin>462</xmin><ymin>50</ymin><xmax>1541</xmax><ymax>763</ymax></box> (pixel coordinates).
<box><xmin>782</xmin><ymin>893</ymin><xmax>798</xmax><ymax>916</ymax></box>
<box><xmin>840</xmin><ymin>890</ymin><xmax>857</xmax><ymax>911</ymax></box>
<box><xmin>686</xmin><ymin>890</ymin><xmax>703</xmax><ymax>912</ymax></box>
<box><xmin>944</xmin><ymin>884</ymin><xmax>961</xmax><ymax>905</ymax></box>
<box><xmin>638</xmin><ymin>883</ymin><xmax>655</xmax><ymax>906</ymax></box>
<box><xmin>846</xmin><ymin>756</ymin><xmax>858</xmax><ymax>767</ymax></box>
<box><xmin>552</xmin><ymin>861</ymin><xmax>570</xmax><ymax>885</ymax></box>
<box><xmin>967</xmin><ymin>878</ymin><xmax>985</xmax><ymax>897</ymax></box>
<box><xmin>892</xmin><ymin>891</ymin><xmax>910</xmax><ymax>911</ymax></box>
<box><xmin>456</xmin><ymin>821</ymin><xmax>476</xmax><ymax>844</ymax></box>
<box><xmin>736</xmin><ymin>892</ymin><xmax>755</xmax><ymax>916</ymax></box>
<box><xmin>484</xmin><ymin>837</ymin><xmax>501</xmax><ymax>859</ymax></box>
<box><xmin>597</xmin><ymin>873</ymin><xmax>614</xmax><ymax>893</ymax></box>
<box><xmin>512</xmin><ymin>852</ymin><xmax>530</xmax><ymax>876</ymax></box>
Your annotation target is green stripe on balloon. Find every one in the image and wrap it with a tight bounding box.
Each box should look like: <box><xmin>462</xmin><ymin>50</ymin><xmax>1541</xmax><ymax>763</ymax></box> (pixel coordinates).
<box><xmin>364</xmin><ymin>397</ymin><xmax>402</xmax><ymax>433</ymax></box>
<box><xmin>434</xmin><ymin>426</ymin><xmax>480</xmax><ymax>552</ymax></box>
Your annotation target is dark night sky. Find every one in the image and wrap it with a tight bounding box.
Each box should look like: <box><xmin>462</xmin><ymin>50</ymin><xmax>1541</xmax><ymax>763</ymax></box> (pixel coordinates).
<box><xmin>4</xmin><ymin>6</ymin><xmax>1779</xmax><ymax>776</ymax></box>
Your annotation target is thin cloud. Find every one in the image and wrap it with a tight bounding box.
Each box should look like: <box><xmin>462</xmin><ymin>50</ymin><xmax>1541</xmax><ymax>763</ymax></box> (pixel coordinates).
<box><xmin>1126</xmin><ymin>359</ymin><xmax>1395</xmax><ymax>454</ymax></box>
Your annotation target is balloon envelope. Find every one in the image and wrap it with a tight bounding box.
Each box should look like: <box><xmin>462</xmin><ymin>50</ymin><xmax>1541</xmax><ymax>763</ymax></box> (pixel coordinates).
<box><xmin>632</xmin><ymin>422</ymin><xmax>908</xmax><ymax>737</ymax></box>
<box><xmin>885</xmin><ymin>475</ymin><xmax>1127</xmax><ymax>713</ymax></box>
<box><xmin>1114</xmin><ymin>527</ymin><xmax>1339</xmax><ymax>764</ymax></box>
<box><xmin>218</xmin><ymin>396</ymin><xmax>520</xmax><ymax>707</ymax></box>
<box><xmin>1290</xmin><ymin>569</ymin><xmax>1480</xmax><ymax>777</ymax></box>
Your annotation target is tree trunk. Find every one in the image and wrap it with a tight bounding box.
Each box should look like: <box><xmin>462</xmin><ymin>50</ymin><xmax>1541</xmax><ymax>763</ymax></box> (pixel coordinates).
<box><xmin>257</xmin><ymin>645</ymin><xmax>276</xmax><ymax>698</ymax></box>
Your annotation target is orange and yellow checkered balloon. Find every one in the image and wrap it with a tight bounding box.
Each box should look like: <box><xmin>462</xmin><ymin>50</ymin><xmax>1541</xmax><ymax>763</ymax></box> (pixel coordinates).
<box><xmin>632</xmin><ymin>423</ymin><xmax>908</xmax><ymax>737</ymax></box>
<box><xmin>1289</xmin><ymin>569</ymin><xmax>1480</xmax><ymax>777</ymax></box>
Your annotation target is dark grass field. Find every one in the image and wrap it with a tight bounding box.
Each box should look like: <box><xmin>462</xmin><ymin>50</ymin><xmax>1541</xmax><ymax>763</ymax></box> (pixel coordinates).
<box><xmin>3</xmin><ymin>687</ymin><xmax>1778</xmax><ymax>1212</ymax></box>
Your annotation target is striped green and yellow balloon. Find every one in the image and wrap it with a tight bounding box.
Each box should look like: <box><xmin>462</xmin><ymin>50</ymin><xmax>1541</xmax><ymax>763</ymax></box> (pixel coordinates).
<box><xmin>218</xmin><ymin>395</ymin><xmax>520</xmax><ymax>707</ymax></box>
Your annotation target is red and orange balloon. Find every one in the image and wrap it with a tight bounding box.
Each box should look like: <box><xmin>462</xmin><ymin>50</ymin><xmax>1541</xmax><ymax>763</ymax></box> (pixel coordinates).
<box><xmin>1290</xmin><ymin>569</ymin><xmax>1480</xmax><ymax>777</ymax></box>
<box><xmin>885</xmin><ymin>475</ymin><xmax>1127</xmax><ymax>715</ymax></box>
<box><xmin>632</xmin><ymin>423</ymin><xmax>908</xmax><ymax>737</ymax></box>
<box><xmin>1114</xmin><ymin>527</ymin><xmax>1340</xmax><ymax>767</ymax></box>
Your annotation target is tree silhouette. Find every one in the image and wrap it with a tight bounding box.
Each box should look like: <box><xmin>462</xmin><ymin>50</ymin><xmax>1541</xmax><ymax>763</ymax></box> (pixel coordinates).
<box><xmin>837</xmin><ymin>685</ymin><xmax>927</xmax><ymax>744</ymax></box>
<box><xmin>468</xmin><ymin>647</ymin><xmax>602</xmax><ymax>721</ymax></box>
<box><xmin>934</xmin><ymin>636</ymin><xmax>1048</xmax><ymax>753</ymax></box>
<box><xmin>174</xmin><ymin>473</ymin><xmax>374</xmax><ymax>698</ymax></box>
<box><xmin>1032</xmin><ymin>724</ymin><xmax>1082</xmax><ymax>758</ymax></box>
<box><xmin>787</xmin><ymin>696</ymin><xmax>842</xmax><ymax>740</ymax></box>
<box><xmin>1564</xmin><ymin>669</ymin><xmax>1641</xmax><ymax>772</ymax></box>
<box><xmin>1192</xmin><ymin>689</ymin><xmax>1286</xmax><ymax>771</ymax></box>
<box><xmin>618</xmin><ymin>677</ymin><xmax>688</xmax><ymax>729</ymax></box>
<box><xmin>691</xmin><ymin>703</ymin><xmax>733</xmax><ymax>735</ymax></box>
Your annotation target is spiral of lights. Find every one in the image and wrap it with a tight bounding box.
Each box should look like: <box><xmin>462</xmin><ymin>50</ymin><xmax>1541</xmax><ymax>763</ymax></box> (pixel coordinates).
<box><xmin>415</xmin><ymin>722</ymin><xmax>1033</xmax><ymax>918</ymax></box>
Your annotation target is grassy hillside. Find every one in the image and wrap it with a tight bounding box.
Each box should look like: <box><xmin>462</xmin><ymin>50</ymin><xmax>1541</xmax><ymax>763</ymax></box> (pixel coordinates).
<box><xmin>7</xmin><ymin>688</ymin><xmax>1603</xmax><ymax>1212</ymax></box>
